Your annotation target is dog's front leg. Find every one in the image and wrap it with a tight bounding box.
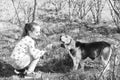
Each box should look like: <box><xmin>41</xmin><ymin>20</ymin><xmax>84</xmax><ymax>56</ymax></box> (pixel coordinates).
<box><xmin>73</xmin><ymin>57</ymin><xmax>80</xmax><ymax>70</ymax></box>
<box><xmin>80</xmin><ymin>60</ymin><xmax>85</xmax><ymax>71</ymax></box>
<box><xmin>67</xmin><ymin>50</ymin><xmax>79</xmax><ymax>70</ymax></box>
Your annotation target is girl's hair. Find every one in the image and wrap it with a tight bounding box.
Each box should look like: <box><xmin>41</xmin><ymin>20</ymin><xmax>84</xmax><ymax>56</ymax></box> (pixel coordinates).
<box><xmin>22</xmin><ymin>22</ymin><xmax>39</xmax><ymax>37</ymax></box>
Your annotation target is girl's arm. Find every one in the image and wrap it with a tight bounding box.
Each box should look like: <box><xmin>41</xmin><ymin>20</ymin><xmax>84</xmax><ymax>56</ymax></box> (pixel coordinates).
<box><xmin>45</xmin><ymin>42</ymin><xmax>61</xmax><ymax>50</ymax></box>
<box><xmin>29</xmin><ymin>41</ymin><xmax>46</xmax><ymax>59</ymax></box>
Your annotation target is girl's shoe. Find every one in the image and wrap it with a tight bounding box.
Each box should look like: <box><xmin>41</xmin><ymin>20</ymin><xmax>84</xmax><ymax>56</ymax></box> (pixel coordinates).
<box><xmin>14</xmin><ymin>68</ymin><xmax>27</xmax><ymax>78</ymax></box>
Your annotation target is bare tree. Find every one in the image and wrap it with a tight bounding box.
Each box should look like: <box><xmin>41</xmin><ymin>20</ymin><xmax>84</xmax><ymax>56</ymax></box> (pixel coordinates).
<box><xmin>16</xmin><ymin>0</ymin><xmax>38</xmax><ymax>23</ymax></box>
<box><xmin>108</xmin><ymin>0</ymin><xmax>120</xmax><ymax>31</ymax></box>
<box><xmin>68</xmin><ymin>0</ymin><xmax>95</xmax><ymax>22</ymax></box>
<box><xmin>11</xmin><ymin>0</ymin><xmax>21</xmax><ymax>27</ymax></box>
<box><xmin>90</xmin><ymin>0</ymin><xmax>106</xmax><ymax>24</ymax></box>
<box><xmin>32</xmin><ymin>0</ymin><xmax>37</xmax><ymax>22</ymax></box>
<box><xmin>40</xmin><ymin>0</ymin><xmax>65</xmax><ymax>16</ymax></box>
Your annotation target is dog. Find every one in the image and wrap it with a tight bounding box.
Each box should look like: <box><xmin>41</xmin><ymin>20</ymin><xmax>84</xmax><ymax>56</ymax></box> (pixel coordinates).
<box><xmin>60</xmin><ymin>35</ymin><xmax>112</xmax><ymax>72</ymax></box>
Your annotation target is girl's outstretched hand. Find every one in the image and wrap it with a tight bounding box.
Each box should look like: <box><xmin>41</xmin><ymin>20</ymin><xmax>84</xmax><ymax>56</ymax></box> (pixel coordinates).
<box><xmin>46</xmin><ymin>44</ymin><xmax>53</xmax><ymax>49</ymax></box>
<box><xmin>40</xmin><ymin>50</ymin><xmax>47</xmax><ymax>55</ymax></box>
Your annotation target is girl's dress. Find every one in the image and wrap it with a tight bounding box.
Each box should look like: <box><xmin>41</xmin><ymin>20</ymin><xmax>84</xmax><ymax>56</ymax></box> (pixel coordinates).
<box><xmin>11</xmin><ymin>36</ymin><xmax>45</xmax><ymax>69</ymax></box>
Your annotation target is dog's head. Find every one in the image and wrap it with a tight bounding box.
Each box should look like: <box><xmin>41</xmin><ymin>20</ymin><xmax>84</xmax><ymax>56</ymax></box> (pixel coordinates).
<box><xmin>60</xmin><ymin>35</ymin><xmax>73</xmax><ymax>48</ymax></box>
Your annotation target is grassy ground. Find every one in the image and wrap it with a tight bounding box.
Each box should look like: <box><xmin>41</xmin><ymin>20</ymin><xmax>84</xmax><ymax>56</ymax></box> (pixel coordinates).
<box><xmin>0</xmin><ymin>20</ymin><xmax>120</xmax><ymax>80</ymax></box>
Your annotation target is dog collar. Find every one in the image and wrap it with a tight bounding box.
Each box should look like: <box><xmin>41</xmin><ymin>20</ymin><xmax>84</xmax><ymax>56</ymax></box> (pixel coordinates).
<box><xmin>65</xmin><ymin>39</ymin><xmax>72</xmax><ymax>45</ymax></box>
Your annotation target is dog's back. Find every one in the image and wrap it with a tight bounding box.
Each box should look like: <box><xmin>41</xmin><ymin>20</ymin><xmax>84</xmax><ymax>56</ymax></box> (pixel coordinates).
<box><xmin>75</xmin><ymin>41</ymin><xmax>111</xmax><ymax>60</ymax></box>
<box><xmin>60</xmin><ymin>35</ymin><xmax>112</xmax><ymax>71</ymax></box>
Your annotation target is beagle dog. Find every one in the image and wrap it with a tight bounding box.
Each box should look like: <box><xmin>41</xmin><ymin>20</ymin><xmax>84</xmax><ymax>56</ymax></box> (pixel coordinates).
<box><xmin>60</xmin><ymin>35</ymin><xmax>112</xmax><ymax>72</ymax></box>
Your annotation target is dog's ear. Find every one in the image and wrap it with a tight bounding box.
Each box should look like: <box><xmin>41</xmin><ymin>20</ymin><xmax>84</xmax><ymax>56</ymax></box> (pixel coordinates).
<box><xmin>60</xmin><ymin>44</ymin><xmax>65</xmax><ymax>48</ymax></box>
<box><xmin>59</xmin><ymin>35</ymin><xmax>62</xmax><ymax>41</ymax></box>
<box><xmin>70</xmin><ymin>49</ymin><xmax>76</xmax><ymax>56</ymax></box>
<box><xmin>75</xmin><ymin>41</ymin><xmax>81</xmax><ymax>47</ymax></box>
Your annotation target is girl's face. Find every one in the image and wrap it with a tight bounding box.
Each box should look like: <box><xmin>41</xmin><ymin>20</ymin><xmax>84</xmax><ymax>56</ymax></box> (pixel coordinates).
<box><xmin>29</xmin><ymin>25</ymin><xmax>41</xmax><ymax>39</ymax></box>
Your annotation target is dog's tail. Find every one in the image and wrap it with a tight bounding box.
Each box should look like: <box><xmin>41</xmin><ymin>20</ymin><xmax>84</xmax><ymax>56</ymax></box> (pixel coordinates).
<box><xmin>107</xmin><ymin>44</ymin><xmax>114</xmax><ymax>63</ymax></box>
<box><xmin>98</xmin><ymin>45</ymin><xmax>113</xmax><ymax>80</ymax></box>
<box><xmin>104</xmin><ymin>44</ymin><xmax>115</xmax><ymax>70</ymax></box>
<box><xmin>98</xmin><ymin>44</ymin><xmax>116</xmax><ymax>80</ymax></box>
<box><xmin>105</xmin><ymin>44</ymin><xmax>113</xmax><ymax>69</ymax></box>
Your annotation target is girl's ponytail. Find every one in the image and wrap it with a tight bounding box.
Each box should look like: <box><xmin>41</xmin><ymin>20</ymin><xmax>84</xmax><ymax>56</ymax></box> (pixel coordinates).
<box><xmin>22</xmin><ymin>23</ymin><xmax>32</xmax><ymax>37</ymax></box>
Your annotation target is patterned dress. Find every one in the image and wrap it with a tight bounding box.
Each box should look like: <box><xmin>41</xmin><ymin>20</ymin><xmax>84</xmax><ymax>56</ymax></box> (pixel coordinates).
<box><xmin>11</xmin><ymin>36</ymin><xmax>45</xmax><ymax>69</ymax></box>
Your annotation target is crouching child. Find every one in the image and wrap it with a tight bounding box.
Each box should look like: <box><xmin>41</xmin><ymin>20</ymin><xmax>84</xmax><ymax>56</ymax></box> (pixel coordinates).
<box><xmin>11</xmin><ymin>22</ymin><xmax>46</xmax><ymax>78</ymax></box>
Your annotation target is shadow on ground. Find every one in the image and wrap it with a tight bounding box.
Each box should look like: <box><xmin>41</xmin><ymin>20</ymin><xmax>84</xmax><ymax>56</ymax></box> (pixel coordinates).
<box><xmin>0</xmin><ymin>59</ymin><xmax>15</xmax><ymax>77</ymax></box>
<box><xmin>0</xmin><ymin>56</ymin><xmax>102</xmax><ymax>78</ymax></box>
<box><xmin>35</xmin><ymin>55</ymin><xmax>73</xmax><ymax>73</ymax></box>
<box><xmin>0</xmin><ymin>56</ymin><xmax>73</xmax><ymax>78</ymax></box>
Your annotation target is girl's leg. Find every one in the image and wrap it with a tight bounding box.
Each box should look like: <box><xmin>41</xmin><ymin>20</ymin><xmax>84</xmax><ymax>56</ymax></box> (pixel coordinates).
<box><xmin>27</xmin><ymin>58</ymin><xmax>39</xmax><ymax>74</ymax></box>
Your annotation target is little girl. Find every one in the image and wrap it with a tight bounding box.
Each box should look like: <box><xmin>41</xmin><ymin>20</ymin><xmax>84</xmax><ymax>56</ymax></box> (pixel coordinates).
<box><xmin>11</xmin><ymin>22</ymin><xmax>46</xmax><ymax>77</ymax></box>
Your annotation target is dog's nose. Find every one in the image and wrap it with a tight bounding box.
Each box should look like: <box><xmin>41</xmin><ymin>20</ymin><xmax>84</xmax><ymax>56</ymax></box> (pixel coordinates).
<box><xmin>60</xmin><ymin>44</ymin><xmax>65</xmax><ymax>48</ymax></box>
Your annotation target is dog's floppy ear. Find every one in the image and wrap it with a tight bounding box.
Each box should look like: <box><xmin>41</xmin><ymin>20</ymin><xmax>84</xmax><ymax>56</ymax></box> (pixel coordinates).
<box><xmin>59</xmin><ymin>35</ymin><xmax>62</xmax><ymax>41</ymax></box>
<box><xmin>60</xmin><ymin>44</ymin><xmax>65</xmax><ymax>48</ymax></box>
<box><xmin>75</xmin><ymin>41</ymin><xmax>81</xmax><ymax>47</ymax></box>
